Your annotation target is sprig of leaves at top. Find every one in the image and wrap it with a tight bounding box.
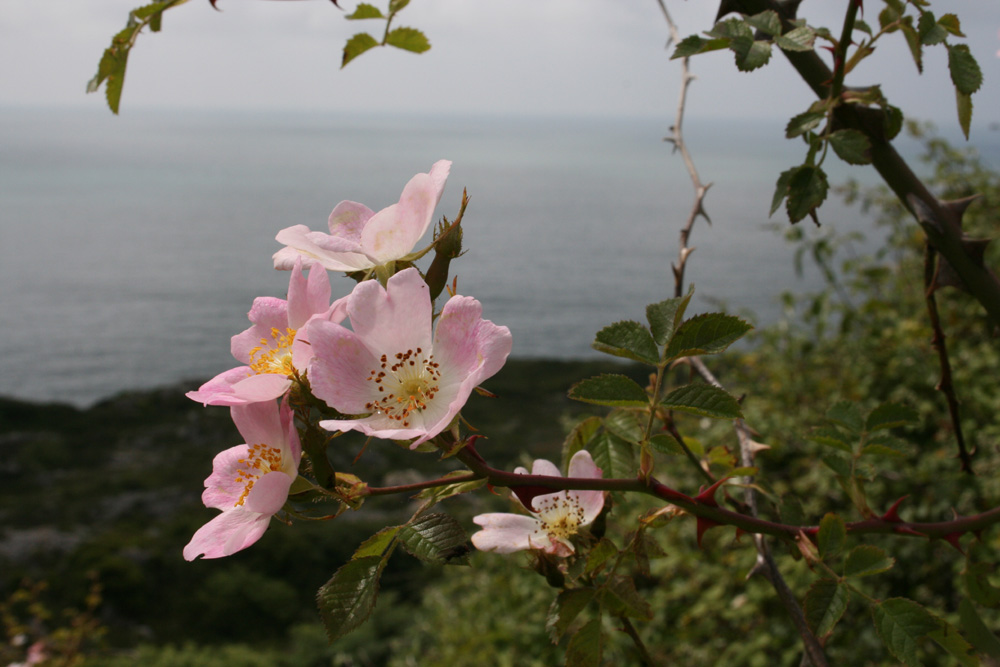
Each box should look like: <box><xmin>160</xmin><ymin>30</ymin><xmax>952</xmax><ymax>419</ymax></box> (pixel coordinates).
<box><xmin>342</xmin><ymin>0</ymin><xmax>430</xmax><ymax>68</ymax></box>
<box><xmin>86</xmin><ymin>0</ymin><xmax>192</xmax><ymax>114</ymax></box>
<box><xmin>671</xmin><ymin>10</ymin><xmax>815</xmax><ymax>73</ymax></box>
<box><xmin>569</xmin><ymin>289</ymin><xmax>751</xmax><ymax>422</ymax></box>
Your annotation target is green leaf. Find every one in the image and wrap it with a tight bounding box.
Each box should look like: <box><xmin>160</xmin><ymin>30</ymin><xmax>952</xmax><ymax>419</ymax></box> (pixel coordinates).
<box><xmin>964</xmin><ymin>545</ymin><xmax>1000</xmax><ymax>607</ymax></box>
<box><xmin>948</xmin><ymin>44</ymin><xmax>983</xmax><ymax>95</ymax></box>
<box><xmin>805</xmin><ymin>578</ymin><xmax>850</xmax><ymax>638</ymax></box>
<box><xmin>316</xmin><ymin>556</ymin><xmax>386</xmax><ymax>642</ymax></box>
<box><xmin>707</xmin><ymin>17</ymin><xmax>753</xmax><ymax>40</ymax></box>
<box><xmin>671</xmin><ymin>35</ymin><xmax>729</xmax><ymax>59</ymax></box>
<box><xmin>959</xmin><ymin>598</ymin><xmax>1000</xmax><ymax>658</ymax></box>
<box><xmin>917</xmin><ymin>11</ymin><xmax>948</xmax><ymax>46</ymax></box>
<box><xmin>546</xmin><ymin>588</ymin><xmax>597</xmax><ymax>642</ymax></box>
<box><xmin>956</xmin><ymin>90</ymin><xmax>973</xmax><ymax>141</ymax></box>
<box><xmin>745</xmin><ymin>10</ymin><xmax>781</xmax><ymax>36</ymax></box>
<box><xmin>342</xmin><ymin>32</ymin><xmax>379</xmax><ymax>68</ymax></box>
<box><xmin>872</xmin><ymin>598</ymin><xmax>940</xmax><ymax>666</ymax></box>
<box><xmin>590</xmin><ymin>432</ymin><xmax>635</xmax><ymax>480</ymax></box>
<box><xmin>735</xmin><ymin>39</ymin><xmax>772</xmax><ymax>72</ymax></box>
<box><xmin>592</xmin><ymin>320</ymin><xmax>660</xmax><ymax>365</ymax></box>
<box><xmin>860</xmin><ymin>441</ymin><xmax>907</xmax><ymax>459</ymax></box>
<box><xmin>786</xmin><ymin>165</ymin><xmax>829</xmax><ymax>223</ymax></box>
<box><xmin>603</xmin><ymin>576</ymin><xmax>653</xmax><ymax>620</ymax></box>
<box><xmin>775</xmin><ymin>25</ymin><xmax>815</xmax><ymax>51</ymax></box>
<box><xmin>883</xmin><ymin>104</ymin><xmax>904</xmax><ymax>140</ymax></box>
<box><xmin>569</xmin><ymin>374</ymin><xmax>649</xmax><ymax>408</ymax></box>
<box><xmin>900</xmin><ymin>19</ymin><xmax>923</xmax><ymax>73</ymax></box>
<box><xmin>828</xmin><ymin>129</ymin><xmax>872</xmax><ymax>165</ymax></box>
<box><xmin>770</xmin><ymin>167</ymin><xmax>795</xmax><ymax>216</ymax></box>
<box><xmin>649</xmin><ymin>433</ymin><xmax>686</xmax><ymax>456</ymax></box>
<box><xmin>414</xmin><ymin>473</ymin><xmax>487</xmax><ymax>503</ymax></box>
<box><xmin>809</xmin><ymin>426</ymin><xmax>855</xmax><ymax>453</ymax></box>
<box><xmin>938</xmin><ymin>14</ymin><xmax>964</xmax><ymax>37</ymax></box>
<box><xmin>827</xmin><ymin>401</ymin><xmax>864</xmax><ymax>434</ymax></box>
<box><xmin>346</xmin><ymin>2</ymin><xmax>384</xmax><ymax>19</ymax></box>
<box><xmin>562</xmin><ymin>416</ymin><xmax>602</xmax><ymax>465</ymax></box>
<box><xmin>603</xmin><ymin>409</ymin><xmax>644</xmax><ymax>444</ymax></box>
<box><xmin>398</xmin><ymin>512</ymin><xmax>470</xmax><ymax>564</ymax></box>
<box><xmin>388</xmin><ymin>0</ymin><xmax>410</xmax><ymax>12</ymax></box>
<box><xmin>927</xmin><ymin>619</ymin><xmax>980</xmax><ymax>667</ymax></box>
<box><xmin>565</xmin><ymin>617</ymin><xmax>604</xmax><ymax>667</ymax></box>
<box><xmin>844</xmin><ymin>545</ymin><xmax>895</xmax><ymax>578</ymax></box>
<box><xmin>855</xmin><ymin>20</ymin><xmax>873</xmax><ymax>37</ymax></box>
<box><xmin>786</xmin><ymin>111</ymin><xmax>826</xmax><ymax>138</ymax></box>
<box><xmin>866</xmin><ymin>402</ymin><xmax>919</xmax><ymax>431</ymax></box>
<box><xmin>661</xmin><ymin>383</ymin><xmax>743</xmax><ymax>420</ymax></box>
<box><xmin>385</xmin><ymin>27</ymin><xmax>431</xmax><ymax>54</ymax></box>
<box><xmin>586</xmin><ymin>538</ymin><xmax>618</xmax><ymax>575</ymax></box>
<box><xmin>817</xmin><ymin>513</ymin><xmax>846</xmax><ymax>559</ymax></box>
<box><xmin>664</xmin><ymin>313</ymin><xmax>753</xmax><ymax>360</ymax></box>
<box><xmin>646</xmin><ymin>291</ymin><xmax>693</xmax><ymax>345</ymax></box>
<box><xmin>878</xmin><ymin>6</ymin><xmax>900</xmax><ymax>31</ymax></box>
<box><xmin>352</xmin><ymin>526</ymin><xmax>401</xmax><ymax>559</ymax></box>
<box><xmin>821</xmin><ymin>454</ymin><xmax>852</xmax><ymax>479</ymax></box>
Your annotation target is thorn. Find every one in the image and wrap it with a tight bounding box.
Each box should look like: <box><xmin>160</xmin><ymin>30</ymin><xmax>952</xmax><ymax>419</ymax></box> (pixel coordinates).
<box><xmin>696</xmin><ymin>516</ymin><xmax>721</xmax><ymax>548</ymax></box>
<box><xmin>808</xmin><ymin>209</ymin><xmax>821</xmax><ymax>227</ymax></box>
<box><xmin>695</xmin><ymin>477</ymin><xmax>729</xmax><ymax>506</ymax></box>
<box><xmin>940</xmin><ymin>194</ymin><xmax>982</xmax><ymax>220</ymax></box>
<box><xmin>208</xmin><ymin>0</ymin><xmax>221</xmax><ymax>9</ymax></box>
<box><xmin>881</xmin><ymin>495</ymin><xmax>909</xmax><ymax>523</ymax></box>
<box><xmin>942</xmin><ymin>532</ymin><xmax>966</xmax><ymax>555</ymax></box>
<box><xmin>893</xmin><ymin>525</ymin><xmax>927</xmax><ymax>538</ymax></box>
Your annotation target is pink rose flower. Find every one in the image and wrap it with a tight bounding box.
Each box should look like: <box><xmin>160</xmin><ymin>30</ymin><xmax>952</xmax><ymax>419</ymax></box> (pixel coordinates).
<box><xmin>187</xmin><ymin>257</ymin><xmax>345</xmax><ymax>406</ymax></box>
<box><xmin>184</xmin><ymin>400</ymin><xmax>301</xmax><ymax>560</ymax></box>
<box><xmin>305</xmin><ymin>267</ymin><xmax>512</xmax><ymax>447</ymax></box>
<box><xmin>273</xmin><ymin>160</ymin><xmax>451</xmax><ymax>272</ymax></box>
<box><xmin>471</xmin><ymin>450</ymin><xmax>605</xmax><ymax>557</ymax></box>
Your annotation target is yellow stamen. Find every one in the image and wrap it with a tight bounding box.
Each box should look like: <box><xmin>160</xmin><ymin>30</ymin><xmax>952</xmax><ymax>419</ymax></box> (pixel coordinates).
<box><xmin>233</xmin><ymin>443</ymin><xmax>283</xmax><ymax>507</ymax></box>
<box><xmin>248</xmin><ymin>327</ymin><xmax>297</xmax><ymax>376</ymax></box>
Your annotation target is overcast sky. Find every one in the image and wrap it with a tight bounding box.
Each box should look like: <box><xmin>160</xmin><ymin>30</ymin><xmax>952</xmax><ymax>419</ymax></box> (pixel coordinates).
<box><xmin>1</xmin><ymin>1</ymin><xmax>997</xmax><ymax>126</ymax></box>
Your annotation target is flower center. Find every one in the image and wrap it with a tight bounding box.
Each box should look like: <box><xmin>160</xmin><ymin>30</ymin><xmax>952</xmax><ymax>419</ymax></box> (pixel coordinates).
<box><xmin>535</xmin><ymin>494</ymin><xmax>586</xmax><ymax>541</ymax></box>
<box><xmin>364</xmin><ymin>347</ymin><xmax>442</xmax><ymax>428</ymax></box>
<box><xmin>233</xmin><ymin>443</ymin><xmax>283</xmax><ymax>507</ymax></box>
<box><xmin>248</xmin><ymin>327</ymin><xmax>297</xmax><ymax>376</ymax></box>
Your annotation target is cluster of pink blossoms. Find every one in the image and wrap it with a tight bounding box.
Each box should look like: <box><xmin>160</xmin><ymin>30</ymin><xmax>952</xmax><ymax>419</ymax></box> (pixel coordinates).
<box><xmin>184</xmin><ymin>160</ymin><xmax>603</xmax><ymax>561</ymax></box>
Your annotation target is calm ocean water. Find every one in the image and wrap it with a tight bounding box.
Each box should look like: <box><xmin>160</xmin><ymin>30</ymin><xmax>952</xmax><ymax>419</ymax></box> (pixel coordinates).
<box><xmin>2</xmin><ymin>108</ymin><xmax>996</xmax><ymax>407</ymax></box>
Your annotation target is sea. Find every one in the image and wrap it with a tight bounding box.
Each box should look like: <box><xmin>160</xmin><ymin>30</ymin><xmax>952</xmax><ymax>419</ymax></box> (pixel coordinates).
<box><xmin>2</xmin><ymin>107</ymin><xmax>997</xmax><ymax>407</ymax></box>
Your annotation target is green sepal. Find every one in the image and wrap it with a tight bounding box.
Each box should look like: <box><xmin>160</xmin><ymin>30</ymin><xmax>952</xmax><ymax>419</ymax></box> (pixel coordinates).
<box><xmin>660</xmin><ymin>383</ymin><xmax>743</xmax><ymax>420</ymax></box>
<box><xmin>592</xmin><ymin>320</ymin><xmax>660</xmax><ymax>365</ymax></box>
<box><xmin>569</xmin><ymin>375</ymin><xmax>649</xmax><ymax>408</ymax></box>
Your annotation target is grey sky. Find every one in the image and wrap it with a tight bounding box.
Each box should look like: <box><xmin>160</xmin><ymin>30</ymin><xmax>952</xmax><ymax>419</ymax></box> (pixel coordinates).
<box><xmin>1</xmin><ymin>1</ymin><xmax>997</xmax><ymax>127</ymax></box>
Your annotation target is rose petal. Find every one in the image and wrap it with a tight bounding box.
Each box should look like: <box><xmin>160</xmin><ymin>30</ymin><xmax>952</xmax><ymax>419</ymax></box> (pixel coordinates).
<box><xmin>183</xmin><ymin>508</ymin><xmax>270</xmax><ymax>560</ymax></box>
<box><xmin>471</xmin><ymin>513</ymin><xmax>542</xmax><ymax>554</ymax></box>
<box><xmin>306</xmin><ymin>320</ymin><xmax>382</xmax><ymax>415</ymax></box>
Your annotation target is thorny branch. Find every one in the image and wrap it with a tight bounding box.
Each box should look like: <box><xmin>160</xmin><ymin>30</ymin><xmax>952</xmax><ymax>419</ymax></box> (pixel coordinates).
<box><xmin>655</xmin><ymin>2</ymin><xmax>826</xmax><ymax>663</ymax></box>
